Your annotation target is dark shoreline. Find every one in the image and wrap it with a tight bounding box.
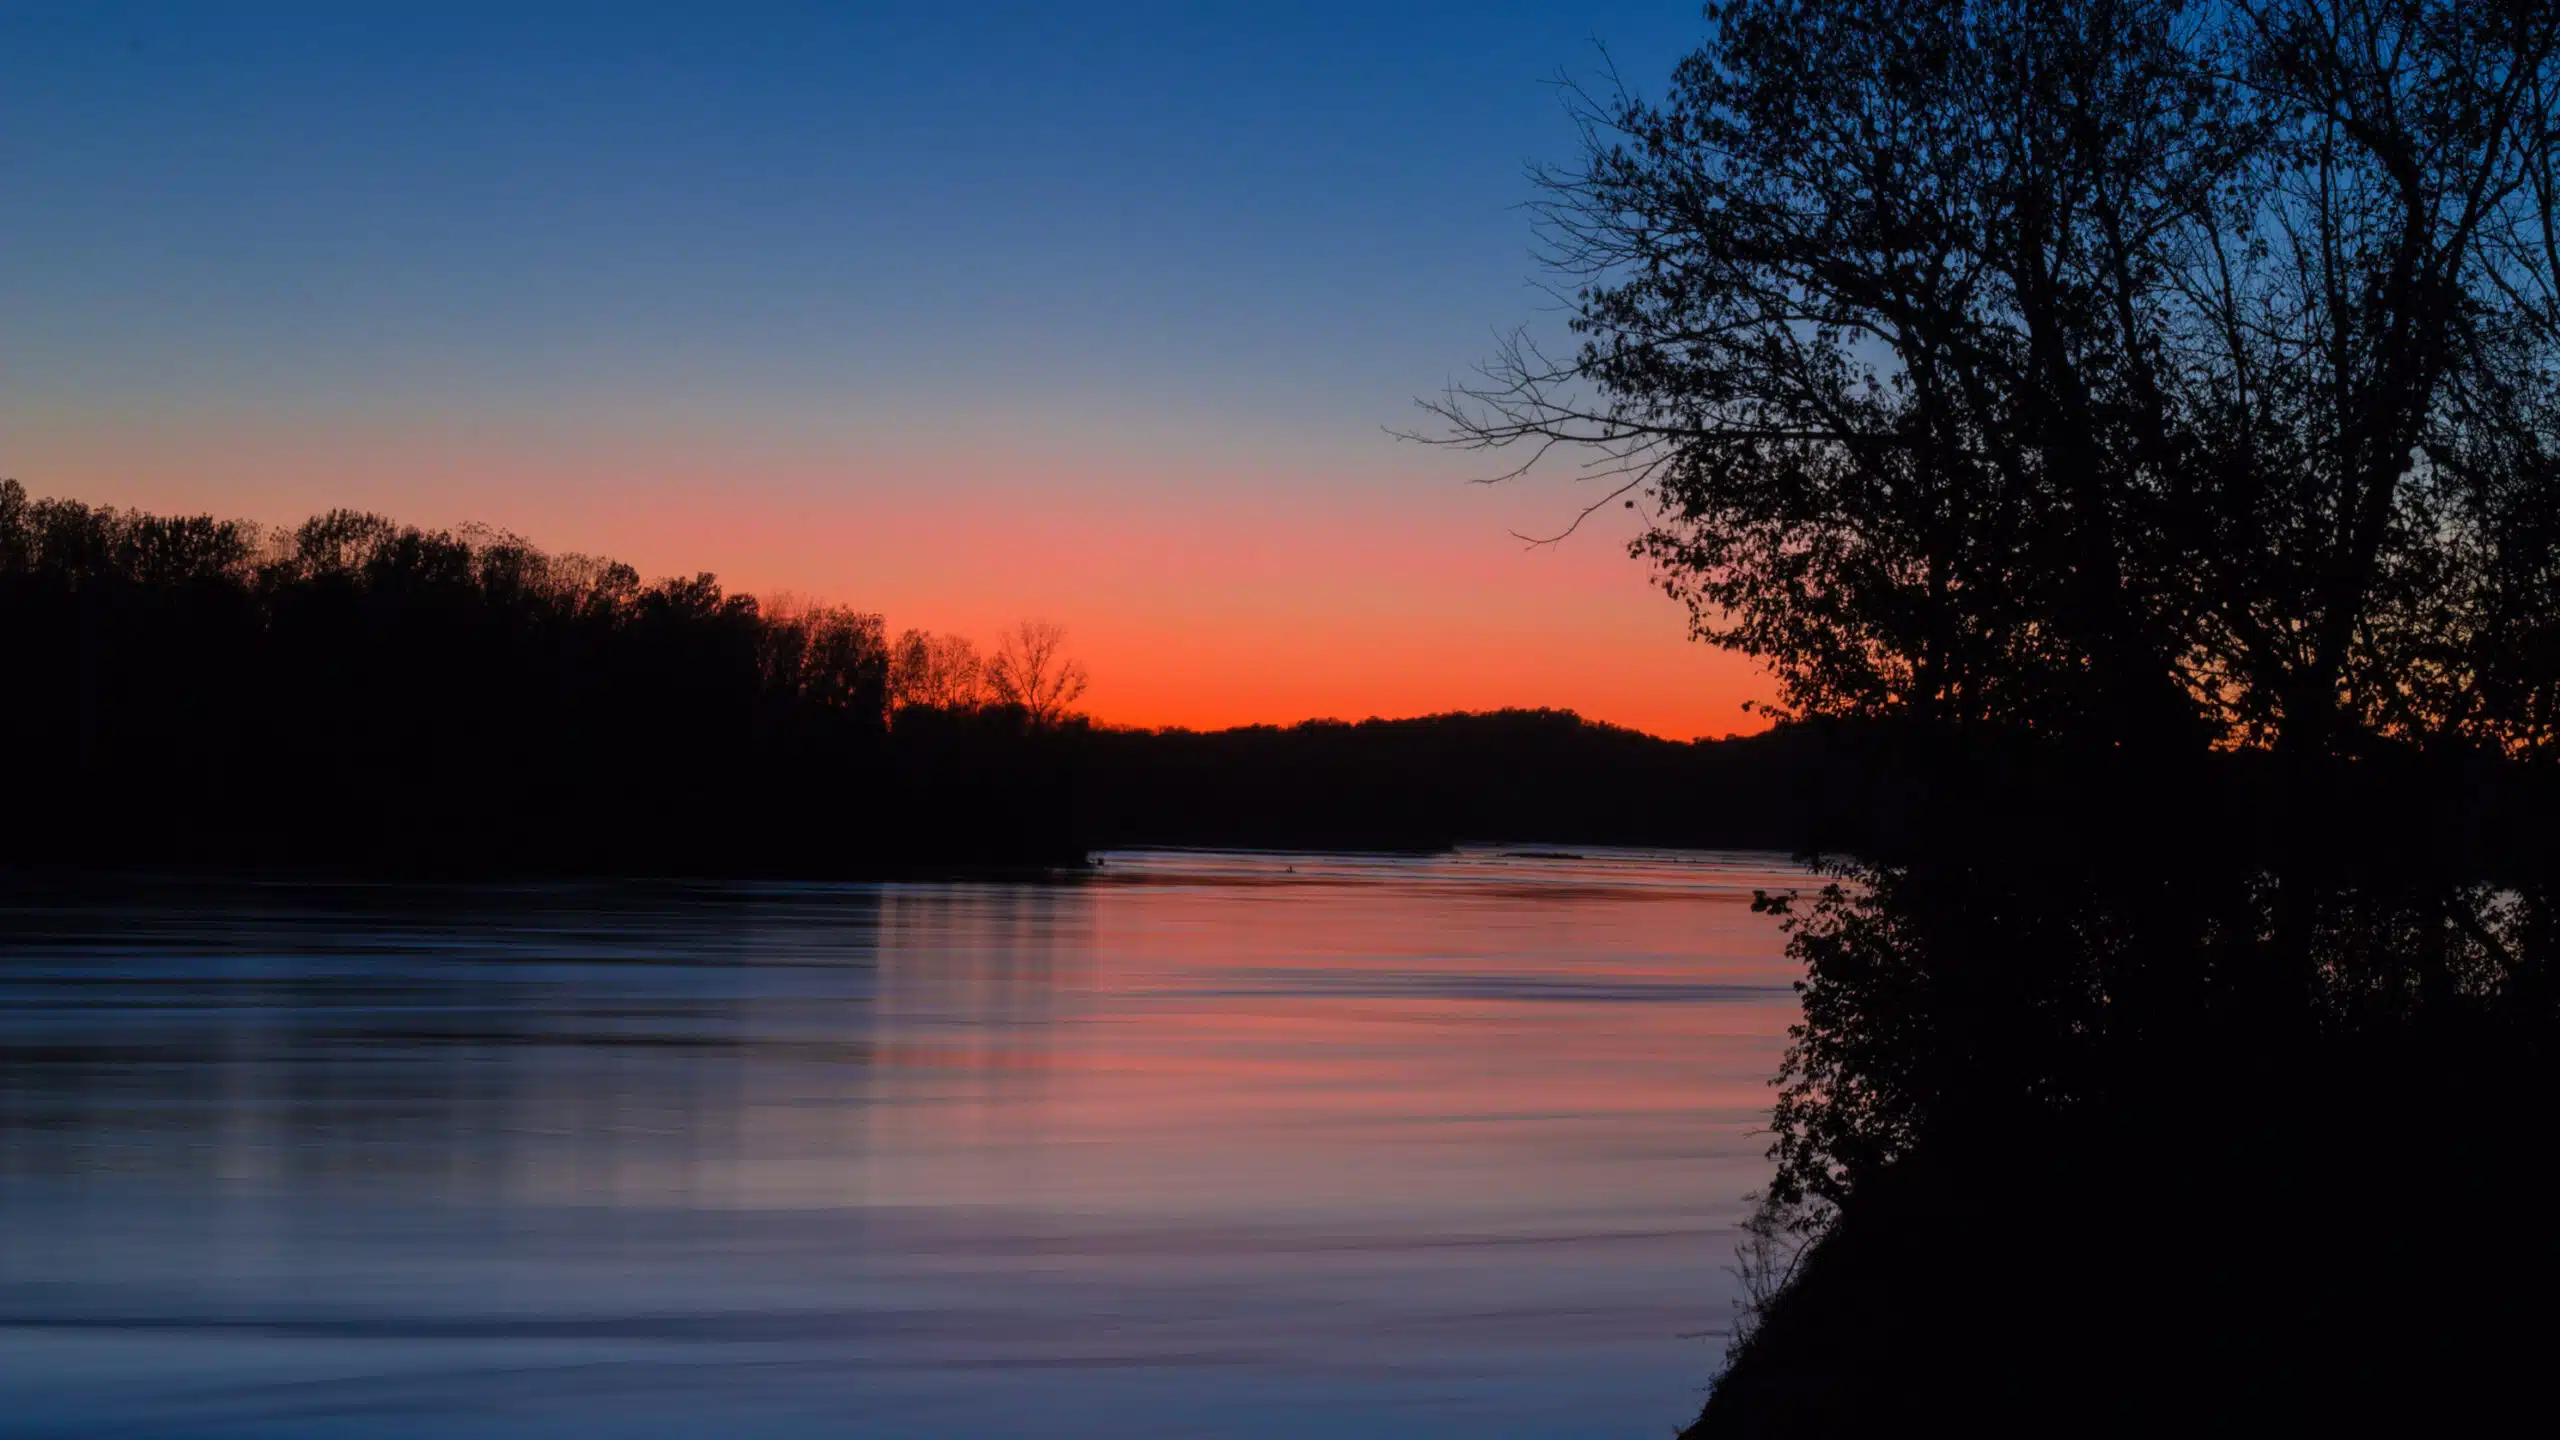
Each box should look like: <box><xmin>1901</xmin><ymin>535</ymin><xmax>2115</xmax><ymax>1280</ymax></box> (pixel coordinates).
<box><xmin>1686</xmin><ymin>1027</ymin><xmax>2560</xmax><ymax>1436</ymax></box>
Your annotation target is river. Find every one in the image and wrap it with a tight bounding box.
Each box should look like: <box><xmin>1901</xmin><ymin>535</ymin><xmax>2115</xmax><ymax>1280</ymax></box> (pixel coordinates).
<box><xmin>0</xmin><ymin>847</ymin><xmax>1803</xmax><ymax>1437</ymax></box>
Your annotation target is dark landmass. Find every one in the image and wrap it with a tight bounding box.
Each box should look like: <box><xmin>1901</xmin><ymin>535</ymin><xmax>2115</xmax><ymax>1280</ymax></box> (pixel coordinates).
<box><xmin>1</xmin><ymin>483</ymin><xmax>1076</xmax><ymax>877</ymax></box>
<box><xmin>1690</xmin><ymin>1028</ymin><xmax>2559</xmax><ymax>1436</ymax></box>
<box><xmin>1678</xmin><ymin>771</ymin><xmax>2560</xmax><ymax>1438</ymax></box>
<box><xmin>1</xmin><ymin>481</ymin><xmax>1893</xmax><ymax>874</ymax></box>
<box><xmin>1081</xmin><ymin>710</ymin><xmax>1875</xmax><ymax>855</ymax></box>
<box><xmin>1089</xmin><ymin>708</ymin><xmax>2558</xmax><ymax>874</ymax></box>
<box><xmin>12</xmin><ymin>482</ymin><xmax>2554</xmax><ymax>879</ymax></box>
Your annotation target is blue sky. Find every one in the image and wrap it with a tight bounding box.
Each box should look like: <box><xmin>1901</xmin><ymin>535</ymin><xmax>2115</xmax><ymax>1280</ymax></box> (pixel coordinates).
<box><xmin>0</xmin><ymin>2</ymin><xmax>1773</xmax><ymax>735</ymax></box>
<box><xmin>6</xmin><ymin>2</ymin><xmax>1708</xmax><ymax>424</ymax></box>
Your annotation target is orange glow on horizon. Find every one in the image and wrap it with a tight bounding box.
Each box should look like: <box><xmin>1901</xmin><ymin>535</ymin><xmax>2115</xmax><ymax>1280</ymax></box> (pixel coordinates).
<box><xmin>3</xmin><ymin>410</ymin><xmax>1778</xmax><ymax>740</ymax></box>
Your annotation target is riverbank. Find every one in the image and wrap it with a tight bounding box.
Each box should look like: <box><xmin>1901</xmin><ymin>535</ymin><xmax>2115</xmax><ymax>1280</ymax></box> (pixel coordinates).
<box><xmin>1686</xmin><ymin>1028</ymin><xmax>2557</xmax><ymax>1435</ymax></box>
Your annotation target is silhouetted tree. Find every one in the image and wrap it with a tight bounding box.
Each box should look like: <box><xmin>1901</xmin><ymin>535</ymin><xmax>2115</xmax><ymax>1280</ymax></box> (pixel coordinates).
<box><xmin>0</xmin><ymin>480</ymin><xmax>25</xmax><ymax>570</ymax></box>
<box><xmin>1421</xmin><ymin>6</ymin><xmax>2560</xmax><ymax>1422</ymax></box>
<box><xmin>1435</xmin><ymin>0</ymin><xmax>2560</xmax><ymax>761</ymax></box>
<box><xmin>986</xmin><ymin>619</ymin><xmax>1089</xmax><ymax>727</ymax></box>
<box><xmin>759</xmin><ymin>595</ymin><xmax>893</xmax><ymax>718</ymax></box>
<box><xmin>889</xmin><ymin>628</ymin><xmax>988</xmax><ymax>713</ymax></box>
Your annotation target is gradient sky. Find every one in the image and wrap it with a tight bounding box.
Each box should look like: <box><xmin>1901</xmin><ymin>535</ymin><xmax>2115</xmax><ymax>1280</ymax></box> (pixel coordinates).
<box><xmin>0</xmin><ymin>1</ymin><xmax>1773</xmax><ymax>737</ymax></box>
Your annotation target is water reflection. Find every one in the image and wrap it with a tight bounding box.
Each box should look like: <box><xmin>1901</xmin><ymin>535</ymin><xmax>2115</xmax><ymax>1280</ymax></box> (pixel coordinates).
<box><xmin>0</xmin><ymin>849</ymin><xmax>1802</xmax><ymax>1438</ymax></box>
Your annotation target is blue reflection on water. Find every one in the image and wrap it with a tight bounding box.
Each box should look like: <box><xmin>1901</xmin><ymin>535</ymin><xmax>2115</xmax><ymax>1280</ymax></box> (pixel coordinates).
<box><xmin>0</xmin><ymin>848</ymin><xmax>1803</xmax><ymax>1438</ymax></box>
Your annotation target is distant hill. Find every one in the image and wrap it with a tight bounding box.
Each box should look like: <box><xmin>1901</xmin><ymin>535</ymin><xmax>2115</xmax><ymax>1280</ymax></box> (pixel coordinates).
<box><xmin>1078</xmin><ymin>710</ymin><xmax>1864</xmax><ymax>854</ymax></box>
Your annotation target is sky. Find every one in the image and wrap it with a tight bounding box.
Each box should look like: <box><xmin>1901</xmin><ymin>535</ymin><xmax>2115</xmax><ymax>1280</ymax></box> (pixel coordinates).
<box><xmin>0</xmin><ymin>0</ymin><xmax>1774</xmax><ymax>738</ymax></box>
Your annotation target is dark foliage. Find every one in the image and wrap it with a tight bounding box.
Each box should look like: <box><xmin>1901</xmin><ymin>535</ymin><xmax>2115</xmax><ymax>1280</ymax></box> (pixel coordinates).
<box><xmin>0</xmin><ymin>481</ymin><xmax>1079</xmax><ymax>875</ymax></box>
<box><xmin>1688</xmin><ymin>756</ymin><xmax>2560</xmax><ymax>1434</ymax></box>
<box><xmin>1696</xmin><ymin>1026</ymin><xmax>2560</xmax><ymax>1434</ymax></box>
<box><xmin>1756</xmin><ymin>761</ymin><xmax>2559</xmax><ymax>1210</ymax></box>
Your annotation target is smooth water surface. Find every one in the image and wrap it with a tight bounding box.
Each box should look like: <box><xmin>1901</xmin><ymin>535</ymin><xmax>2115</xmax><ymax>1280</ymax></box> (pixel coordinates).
<box><xmin>0</xmin><ymin>848</ymin><xmax>1804</xmax><ymax>1438</ymax></box>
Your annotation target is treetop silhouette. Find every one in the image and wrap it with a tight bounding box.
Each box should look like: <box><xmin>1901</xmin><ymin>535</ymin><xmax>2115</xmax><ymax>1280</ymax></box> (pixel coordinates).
<box><xmin>1435</xmin><ymin>0</ymin><xmax>2560</xmax><ymax>760</ymax></box>
<box><xmin>0</xmin><ymin>480</ymin><xmax>1091</xmax><ymax>873</ymax></box>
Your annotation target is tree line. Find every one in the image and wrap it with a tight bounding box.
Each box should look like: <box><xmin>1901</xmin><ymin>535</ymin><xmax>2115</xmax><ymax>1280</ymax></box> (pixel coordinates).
<box><xmin>6</xmin><ymin>479</ymin><xmax>1912</xmax><ymax>872</ymax></box>
<box><xmin>0</xmin><ymin>479</ymin><xmax>1088</xmax><ymax>873</ymax></box>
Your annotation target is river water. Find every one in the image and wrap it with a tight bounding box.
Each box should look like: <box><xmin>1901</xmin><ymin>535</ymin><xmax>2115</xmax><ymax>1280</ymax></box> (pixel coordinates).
<box><xmin>0</xmin><ymin>848</ymin><xmax>1804</xmax><ymax>1438</ymax></box>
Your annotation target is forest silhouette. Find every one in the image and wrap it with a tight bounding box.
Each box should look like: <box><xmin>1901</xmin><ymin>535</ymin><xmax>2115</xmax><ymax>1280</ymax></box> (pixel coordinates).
<box><xmin>1426</xmin><ymin>0</ymin><xmax>2560</xmax><ymax>1430</ymax></box>
<box><xmin>0</xmin><ymin>480</ymin><xmax>1088</xmax><ymax>874</ymax></box>
<box><xmin>0</xmin><ymin>478</ymin><xmax>1912</xmax><ymax>872</ymax></box>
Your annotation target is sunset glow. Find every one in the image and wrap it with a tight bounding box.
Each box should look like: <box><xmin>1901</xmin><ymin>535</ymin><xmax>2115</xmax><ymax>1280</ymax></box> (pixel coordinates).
<box><xmin>3</xmin><ymin>406</ymin><xmax>1774</xmax><ymax>739</ymax></box>
<box><xmin>0</xmin><ymin>0</ymin><xmax>1771</xmax><ymax>739</ymax></box>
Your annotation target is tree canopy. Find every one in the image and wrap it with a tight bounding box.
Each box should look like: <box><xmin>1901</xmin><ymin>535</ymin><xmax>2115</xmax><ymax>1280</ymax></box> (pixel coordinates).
<box><xmin>0</xmin><ymin>481</ymin><xmax>1091</xmax><ymax>873</ymax></box>
<box><xmin>1435</xmin><ymin>0</ymin><xmax>2560</xmax><ymax>758</ymax></box>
